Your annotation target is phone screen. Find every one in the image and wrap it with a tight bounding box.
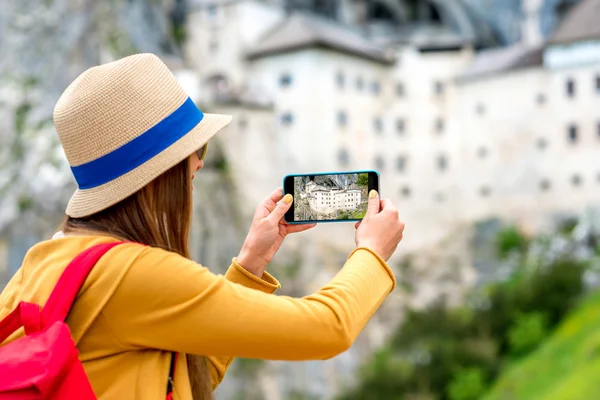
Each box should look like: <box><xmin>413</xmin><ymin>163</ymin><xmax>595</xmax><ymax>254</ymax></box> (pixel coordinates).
<box><xmin>283</xmin><ymin>171</ymin><xmax>379</xmax><ymax>223</ymax></box>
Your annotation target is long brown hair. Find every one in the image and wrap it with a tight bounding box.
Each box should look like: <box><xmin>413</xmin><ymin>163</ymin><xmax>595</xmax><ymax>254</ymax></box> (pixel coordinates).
<box><xmin>62</xmin><ymin>158</ymin><xmax>212</xmax><ymax>400</ymax></box>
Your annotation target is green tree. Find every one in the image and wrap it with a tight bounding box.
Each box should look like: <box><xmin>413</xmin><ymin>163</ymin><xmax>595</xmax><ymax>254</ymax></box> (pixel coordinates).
<box><xmin>447</xmin><ymin>368</ymin><xmax>487</xmax><ymax>400</ymax></box>
<box><xmin>496</xmin><ymin>225</ymin><xmax>528</xmax><ymax>259</ymax></box>
<box><xmin>338</xmin><ymin>221</ymin><xmax>590</xmax><ymax>400</ymax></box>
<box><xmin>357</xmin><ymin>173</ymin><xmax>369</xmax><ymax>187</ymax></box>
<box><xmin>507</xmin><ymin>312</ymin><xmax>548</xmax><ymax>357</ymax></box>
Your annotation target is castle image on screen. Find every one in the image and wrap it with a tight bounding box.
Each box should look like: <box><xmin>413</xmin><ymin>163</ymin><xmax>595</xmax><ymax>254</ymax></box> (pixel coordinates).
<box><xmin>293</xmin><ymin>173</ymin><xmax>369</xmax><ymax>221</ymax></box>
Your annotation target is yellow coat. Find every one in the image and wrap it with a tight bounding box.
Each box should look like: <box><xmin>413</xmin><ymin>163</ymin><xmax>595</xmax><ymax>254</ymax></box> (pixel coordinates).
<box><xmin>0</xmin><ymin>235</ymin><xmax>395</xmax><ymax>399</ymax></box>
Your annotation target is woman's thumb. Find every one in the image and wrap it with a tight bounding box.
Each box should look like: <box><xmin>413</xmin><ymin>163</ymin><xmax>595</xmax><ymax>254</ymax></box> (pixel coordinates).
<box><xmin>269</xmin><ymin>194</ymin><xmax>293</xmax><ymax>222</ymax></box>
<box><xmin>366</xmin><ymin>190</ymin><xmax>380</xmax><ymax>217</ymax></box>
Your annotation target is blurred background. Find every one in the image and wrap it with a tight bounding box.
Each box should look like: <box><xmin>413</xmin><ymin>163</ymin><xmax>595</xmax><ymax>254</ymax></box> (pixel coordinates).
<box><xmin>1</xmin><ymin>0</ymin><xmax>600</xmax><ymax>398</ymax></box>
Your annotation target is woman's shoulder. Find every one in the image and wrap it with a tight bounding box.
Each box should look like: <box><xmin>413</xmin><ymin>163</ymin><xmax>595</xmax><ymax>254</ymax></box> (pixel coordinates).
<box><xmin>40</xmin><ymin>233</ymin><xmax>182</xmax><ymax>264</ymax></box>
<box><xmin>20</xmin><ymin>234</ymin><xmax>125</xmax><ymax>278</ymax></box>
<box><xmin>18</xmin><ymin>235</ymin><xmax>165</xmax><ymax>285</ymax></box>
<box><xmin>17</xmin><ymin>234</ymin><xmax>199</xmax><ymax>296</ymax></box>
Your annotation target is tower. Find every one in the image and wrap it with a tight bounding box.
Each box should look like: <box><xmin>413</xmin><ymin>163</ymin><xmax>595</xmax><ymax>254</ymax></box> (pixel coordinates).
<box><xmin>522</xmin><ymin>0</ymin><xmax>543</xmax><ymax>46</ymax></box>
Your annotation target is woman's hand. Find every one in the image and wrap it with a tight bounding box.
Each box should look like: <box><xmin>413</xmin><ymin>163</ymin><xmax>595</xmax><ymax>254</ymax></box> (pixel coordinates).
<box><xmin>355</xmin><ymin>190</ymin><xmax>405</xmax><ymax>261</ymax></box>
<box><xmin>237</xmin><ymin>188</ymin><xmax>316</xmax><ymax>277</ymax></box>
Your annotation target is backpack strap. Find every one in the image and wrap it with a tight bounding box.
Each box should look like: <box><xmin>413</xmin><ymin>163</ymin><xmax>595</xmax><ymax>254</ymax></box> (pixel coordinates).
<box><xmin>0</xmin><ymin>242</ymin><xmax>123</xmax><ymax>343</ymax></box>
<box><xmin>40</xmin><ymin>242</ymin><xmax>124</xmax><ymax>328</ymax></box>
<box><xmin>166</xmin><ymin>352</ymin><xmax>178</xmax><ymax>399</ymax></box>
<box><xmin>0</xmin><ymin>301</ymin><xmax>42</xmax><ymax>343</ymax></box>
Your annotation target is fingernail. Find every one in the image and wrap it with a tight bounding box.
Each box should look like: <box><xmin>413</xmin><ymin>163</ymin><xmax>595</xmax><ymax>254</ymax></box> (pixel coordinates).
<box><xmin>369</xmin><ymin>190</ymin><xmax>377</xmax><ymax>199</ymax></box>
<box><xmin>283</xmin><ymin>194</ymin><xmax>293</xmax><ymax>204</ymax></box>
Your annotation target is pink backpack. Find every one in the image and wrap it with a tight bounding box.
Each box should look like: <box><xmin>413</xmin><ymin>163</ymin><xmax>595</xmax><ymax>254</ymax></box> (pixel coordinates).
<box><xmin>0</xmin><ymin>242</ymin><xmax>178</xmax><ymax>399</ymax></box>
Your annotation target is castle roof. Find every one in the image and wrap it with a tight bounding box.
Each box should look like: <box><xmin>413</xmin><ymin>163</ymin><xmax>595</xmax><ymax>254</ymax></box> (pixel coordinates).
<box><xmin>548</xmin><ymin>0</ymin><xmax>600</xmax><ymax>46</ymax></box>
<box><xmin>247</xmin><ymin>12</ymin><xmax>395</xmax><ymax>64</ymax></box>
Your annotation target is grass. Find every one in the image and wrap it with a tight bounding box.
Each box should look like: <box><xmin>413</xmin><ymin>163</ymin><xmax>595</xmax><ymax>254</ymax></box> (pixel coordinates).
<box><xmin>350</xmin><ymin>208</ymin><xmax>367</xmax><ymax>219</ymax></box>
<box><xmin>483</xmin><ymin>290</ymin><xmax>600</xmax><ymax>400</ymax></box>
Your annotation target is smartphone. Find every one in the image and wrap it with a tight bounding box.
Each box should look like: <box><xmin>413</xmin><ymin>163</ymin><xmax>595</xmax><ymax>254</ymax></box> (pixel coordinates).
<box><xmin>283</xmin><ymin>170</ymin><xmax>380</xmax><ymax>224</ymax></box>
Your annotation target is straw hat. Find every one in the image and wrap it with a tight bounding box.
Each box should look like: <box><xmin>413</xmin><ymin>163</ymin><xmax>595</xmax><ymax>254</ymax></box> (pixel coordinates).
<box><xmin>53</xmin><ymin>53</ymin><xmax>232</xmax><ymax>218</ymax></box>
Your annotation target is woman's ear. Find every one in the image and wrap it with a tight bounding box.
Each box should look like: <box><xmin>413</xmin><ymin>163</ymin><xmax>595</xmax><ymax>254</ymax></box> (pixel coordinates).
<box><xmin>188</xmin><ymin>153</ymin><xmax>201</xmax><ymax>178</ymax></box>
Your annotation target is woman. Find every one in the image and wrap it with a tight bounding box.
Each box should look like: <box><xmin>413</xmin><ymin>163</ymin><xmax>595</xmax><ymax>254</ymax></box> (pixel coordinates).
<box><xmin>0</xmin><ymin>54</ymin><xmax>405</xmax><ymax>399</ymax></box>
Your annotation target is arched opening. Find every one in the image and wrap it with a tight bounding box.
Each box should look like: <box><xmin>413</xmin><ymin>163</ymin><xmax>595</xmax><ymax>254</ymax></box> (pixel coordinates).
<box><xmin>400</xmin><ymin>0</ymin><xmax>442</xmax><ymax>23</ymax></box>
<box><xmin>367</xmin><ymin>1</ymin><xmax>398</xmax><ymax>23</ymax></box>
<box><xmin>556</xmin><ymin>0</ymin><xmax>578</xmax><ymax>22</ymax></box>
<box><xmin>428</xmin><ymin>2</ymin><xmax>442</xmax><ymax>23</ymax></box>
<box><xmin>314</xmin><ymin>0</ymin><xmax>337</xmax><ymax>18</ymax></box>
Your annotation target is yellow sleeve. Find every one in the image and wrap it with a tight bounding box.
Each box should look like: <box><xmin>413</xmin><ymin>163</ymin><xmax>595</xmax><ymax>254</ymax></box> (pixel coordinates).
<box><xmin>207</xmin><ymin>258</ymin><xmax>281</xmax><ymax>388</ymax></box>
<box><xmin>102</xmin><ymin>246</ymin><xmax>396</xmax><ymax>361</ymax></box>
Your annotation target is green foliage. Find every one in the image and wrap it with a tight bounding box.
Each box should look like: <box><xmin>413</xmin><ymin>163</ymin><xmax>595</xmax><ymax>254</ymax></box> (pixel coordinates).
<box><xmin>338</xmin><ymin>210</ymin><xmax>350</xmax><ymax>220</ymax></box>
<box><xmin>357</xmin><ymin>173</ymin><xmax>369</xmax><ymax>187</ymax></box>
<box><xmin>232</xmin><ymin>358</ymin><xmax>265</xmax><ymax>378</ymax></box>
<box><xmin>35</xmin><ymin>117</ymin><xmax>53</xmax><ymax>131</ymax></box>
<box><xmin>271</xmin><ymin>252</ymin><xmax>302</xmax><ymax>280</ymax></box>
<box><xmin>339</xmin><ymin>222</ymin><xmax>590</xmax><ymax>400</ymax></box>
<box><xmin>17</xmin><ymin>195</ymin><xmax>33</xmax><ymax>211</ymax></box>
<box><xmin>476</xmin><ymin>256</ymin><xmax>585</xmax><ymax>358</ymax></box>
<box><xmin>23</xmin><ymin>76</ymin><xmax>39</xmax><ymax>89</ymax></box>
<box><xmin>507</xmin><ymin>312</ymin><xmax>548</xmax><ymax>357</ymax></box>
<box><xmin>337</xmin><ymin>207</ymin><xmax>366</xmax><ymax>220</ymax></box>
<box><xmin>484</xmin><ymin>290</ymin><xmax>600</xmax><ymax>400</ymax></box>
<box><xmin>106</xmin><ymin>30</ymin><xmax>138</xmax><ymax>56</ymax></box>
<box><xmin>447</xmin><ymin>367</ymin><xmax>486</xmax><ymax>400</ymax></box>
<box><xmin>172</xmin><ymin>23</ymin><xmax>186</xmax><ymax>48</ymax></box>
<box><xmin>351</xmin><ymin>208</ymin><xmax>367</xmax><ymax>219</ymax></box>
<box><xmin>496</xmin><ymin>225</ymin><xmax>528</xmax><ymax>259</ymax></box>
<box><xmin>558</xmin><ymin>218</ymin><xmax>578</xmax><ymax>236</ymax></box>
<box><xmin>337</xmin><ymin>349</ymin><xmax>411</xmax><ymax>400</ymax></box>
<box><xmin>14</xmin><ymin>102</ymin><xmax>32</xmax><ymax>136</ymax></box>
<box><xmin>215</xmin><ymin>156</ymin><xmax>229</xmax><ymax>172</ymax></box>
